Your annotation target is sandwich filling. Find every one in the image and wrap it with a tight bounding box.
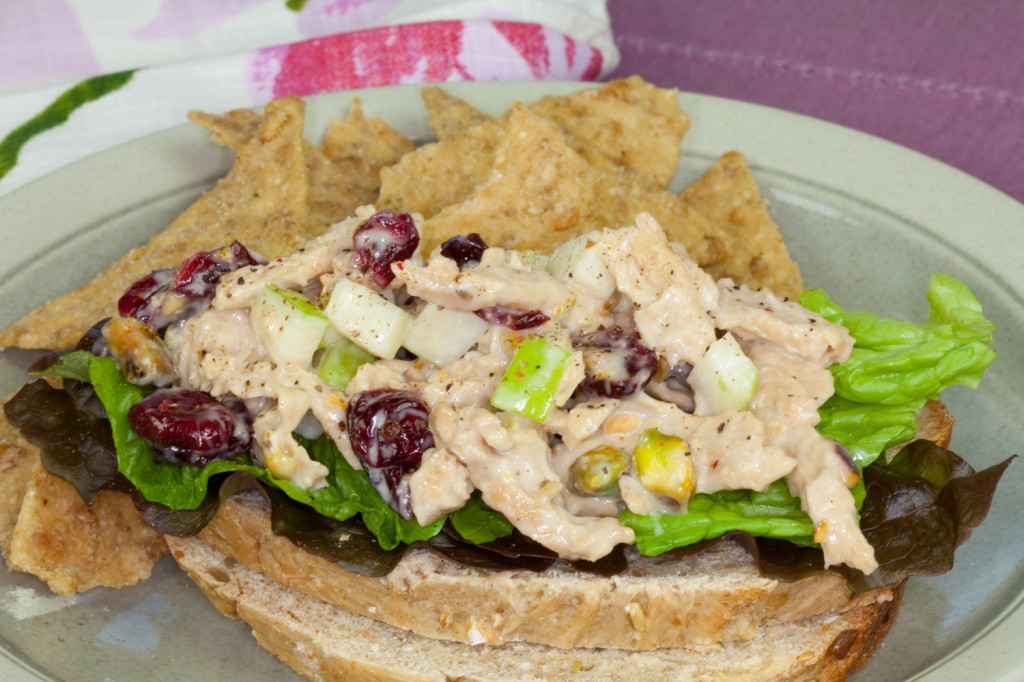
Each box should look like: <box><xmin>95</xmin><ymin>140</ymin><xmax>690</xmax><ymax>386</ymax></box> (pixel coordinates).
<box><xmin>149</xmin><ymin>207</ymin><xmax>874</xmax><ymax>571</ymax></box>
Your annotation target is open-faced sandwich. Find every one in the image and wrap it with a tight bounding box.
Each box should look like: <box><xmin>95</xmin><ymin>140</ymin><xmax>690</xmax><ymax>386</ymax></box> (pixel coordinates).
<box><xmin>0</xmin><ymin>78</ymin><xmax>1013</xmax><ymax>682</ymax></box>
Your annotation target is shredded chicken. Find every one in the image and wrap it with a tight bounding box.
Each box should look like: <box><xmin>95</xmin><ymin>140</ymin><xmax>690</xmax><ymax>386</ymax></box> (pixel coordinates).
<box><xmin>433</xmin><ymin>404</ymin><xmax>634</xmax><ymax>562</ymax></box>
<box><xmin>597</xmin><ymin>214</ymin><xmax>719</xmax><ymax>365</ymax></box>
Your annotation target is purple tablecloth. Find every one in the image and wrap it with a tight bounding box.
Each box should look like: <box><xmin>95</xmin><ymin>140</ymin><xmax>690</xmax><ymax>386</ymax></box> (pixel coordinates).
<box><xmin>608</xmin><ymin>0</ymin><xmax>1024</xmax><ymax>205</ymax></box>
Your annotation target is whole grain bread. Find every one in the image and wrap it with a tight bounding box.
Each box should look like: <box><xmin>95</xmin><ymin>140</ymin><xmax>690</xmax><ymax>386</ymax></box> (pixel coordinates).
<box><xmin>194</xmin><ymin>492</ymin><xmax>897</xmax><ymax>652</ymax></box>
<box><xmin>169</xmin><ymin>534</ymin><xmax>904</xmax><ymax>682</ymax></box>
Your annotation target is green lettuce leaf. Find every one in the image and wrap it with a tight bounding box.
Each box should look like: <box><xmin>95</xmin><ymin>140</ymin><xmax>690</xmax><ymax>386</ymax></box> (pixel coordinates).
<box><xmin>621</xmin><ymin>479</ymin><xmax>867</xmax><ymax>556</ymax></box>
<box><xmin>449</xmin><ymin>491</ymin><xmax>515</xmax><ymax>544</ymax></box>
<box><xmin>32</xmin><ymin>349</ymin><xmax>93</xmax><ymax>382</ymax></box>
<box><xmin>620</xmin><ymin>480</ymin><xmax>812</xmax><ymax>555</ymax></box>
<box><xmin>801</xmin><ymin>273</ymin><xmax>996</xmax><ymax>466</ymax></box>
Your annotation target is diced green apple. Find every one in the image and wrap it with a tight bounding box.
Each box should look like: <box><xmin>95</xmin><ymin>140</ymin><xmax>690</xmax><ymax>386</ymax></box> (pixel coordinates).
<box><xmin>545</xmin><ymin>231</ymin><xmax>616</xmax><ymax>299</ymax></box>
<box><xmin>688</xmin><ymin>332</ymin><xmax>758</xmax><ymax>416</ymax></box>
<box><xmin>250</xmin><ymin>285</ymin><xmax>330</xmax><ymax>368</ymax></box>
<box><xmin>403</xmin><ymin>303</ymin><xmax>489</xmax><ymax>363</ymax></box>
<box><xmin>324</xmin><ymin>277</ymin><xmax>412</xmax><ymax>359</ymax></box>
<box><xmin>490</xmin><ymin>336</ymin><xmax>571</xmax><ymax>422</ymax></box>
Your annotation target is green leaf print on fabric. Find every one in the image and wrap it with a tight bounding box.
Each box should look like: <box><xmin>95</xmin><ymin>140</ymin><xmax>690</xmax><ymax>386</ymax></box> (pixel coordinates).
<box><xmin>0</xmin><ymin>69</ymin><xmax>136</xmax><ymax>181</ymax></box>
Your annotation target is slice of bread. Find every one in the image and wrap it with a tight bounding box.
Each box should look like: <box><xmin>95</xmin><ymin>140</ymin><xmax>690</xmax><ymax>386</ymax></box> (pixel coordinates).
<box><xmin>194</xmin><ymin>492</ymin><xmax>897</xmax><ymax>652</ymax></box>
<box><xmin>169</xmin><ymin>534</ymin><xmax>903</xmax><ymax>682</ymax></box>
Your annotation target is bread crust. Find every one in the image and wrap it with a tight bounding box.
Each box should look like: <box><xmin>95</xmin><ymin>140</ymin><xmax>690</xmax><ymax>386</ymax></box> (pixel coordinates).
<box><xmin>169</xmin><ymin>534</ymin><xmax>904</xmax><ymax>682</ymax></box>
<box><xmin>195</xmin><ymin>492</ymin><xmax>897</xmax><ymax>652</ymax></box>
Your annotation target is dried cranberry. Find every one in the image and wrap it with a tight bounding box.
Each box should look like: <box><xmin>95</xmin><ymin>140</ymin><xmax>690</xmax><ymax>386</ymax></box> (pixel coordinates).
<box><xmin>118</xmin><ymin>241</ymin><xmax>263</xmax><ymax>333</ymax></box>
<box><xmin>440</xmin><ymin>233</ymin><xmax>488</xmax><ymax>268</ymax></box>
<box><xmin>172</xmin><ymin>241</ymin><xmax>260</xmax><ymax>298</ymax></box>
<box><xmin>573</xmin><ymin>328</ymin><xmax>658</xmax><ymax>400</ymax></box>
<box><xmin>475</xmin><ymin>305</ymin><xmax>550</xmax><ymax>330</ymax></box>
<box><xmin>119</xmin><ymin>268</ymin><xmax>175</xmax><ymax>324</ymax></box>
<box><xmin>347</xmin><ymin>389</ymin><xmax>434</xmax><ymax>518</ymax></box>
<box><xmin>128</xmin><ymin>389</ymin><xmax>253</xmax><ymax>465</ymax></box>
<box><xmin>351</xmin><ymin>211</ymin><xmax>420</xmax><ymax>288</ymax></box>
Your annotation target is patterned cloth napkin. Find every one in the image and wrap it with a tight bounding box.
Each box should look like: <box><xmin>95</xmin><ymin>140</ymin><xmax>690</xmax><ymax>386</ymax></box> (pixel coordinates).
<box><xmin>0</xmin><ymin>0</ymin><xmax>618</xmax><ymax>197</ymax></box>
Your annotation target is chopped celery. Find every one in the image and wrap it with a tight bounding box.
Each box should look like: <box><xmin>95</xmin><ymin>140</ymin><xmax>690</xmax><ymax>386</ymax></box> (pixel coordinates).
<box><xmin>317</xmin><ymin>339</ymin><xmax>377</xmax><ymax>391</ymax></box>
<box><xmin>490</xmin><ymin>336</ymin><xmax>571</xmax><ymax>422</ymax></box>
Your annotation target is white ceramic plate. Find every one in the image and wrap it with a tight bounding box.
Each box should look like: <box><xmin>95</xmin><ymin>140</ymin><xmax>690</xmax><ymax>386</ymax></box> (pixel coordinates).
<box><xmin>0</xmin><ymin>81</ymin><xmax>1020</xmax><ymax>681</ymax></box>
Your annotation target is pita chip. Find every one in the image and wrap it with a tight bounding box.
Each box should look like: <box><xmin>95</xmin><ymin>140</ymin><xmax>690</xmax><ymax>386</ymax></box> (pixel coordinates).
<box><xmin>681</xmin><ymin>151</ymin><xmax>803</xmax><ymax>298</ymax></box>
<box><xmin>382</xmin><ymin>105</ymin><xmax>727</xmax><ymax>264</ymax></box>
<box><xmin>529</xmin><ymin>76</ymin><xmax>690</xmax><ymax>188</ymax></box>
<box><xmin>378</xmin><ymin>117</ymin><xmax>503</xmax><ymax>220</ymax></box>
<box><xmin>420</xmin><ymin>77</ymin><xmax>689</xmax><ymax>188</ymax></box>
<box><xmin>421</xmin><ymin>104</ymin><xmax>595</xmax><ymax>253</ymax></box>
<box><xmin>6</xmin><ymin>458</ymin><xmax>167</xmax><ymax>595</ymax></box>
<box><xmin>321</xmin><ymin>99</ymin><xmax>415</xmax><ymax>192</ymax></box>
<box><xmin>188</xmin><ymin>108</ymin><xmax>263</xmax><ymax>151</ymax></box>
<box><xmin>422</xmin><ymin>86</ymin><xmax>490</xmax><ymax>141</ymax></box>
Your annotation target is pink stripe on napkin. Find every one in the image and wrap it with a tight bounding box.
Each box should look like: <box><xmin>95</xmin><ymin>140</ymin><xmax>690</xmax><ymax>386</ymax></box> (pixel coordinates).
<box><xmin>254</xmin><ymin>20</ymin><xmax>605</xmax><ymax>101</ymax></box>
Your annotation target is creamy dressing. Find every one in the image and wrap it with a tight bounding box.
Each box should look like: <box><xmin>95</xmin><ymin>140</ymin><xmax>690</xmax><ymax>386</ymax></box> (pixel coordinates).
<box><xmin>166</xmin><ymin>208</ymin><xmax>878</xmax><ymax>571</ymax></box>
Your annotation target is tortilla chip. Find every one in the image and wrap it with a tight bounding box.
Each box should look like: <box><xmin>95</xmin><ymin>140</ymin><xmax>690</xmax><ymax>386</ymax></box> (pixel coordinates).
<box><xmin>0</xmin><ymin>98</ymin><xmax>345</xmax><ymax>350</ymax></box>
<box><xmin>529</xmin><ymin>76</ymin><xmax>689</xmax><ymax>188</ymax></box>
<box><xmin>0</xmin><ymin>391</ymin><xmax>167</xmax><ymax>595</ymax></box>
<box><xmin>321</xmin><ymin>99</ymin><xmax>416</xmax><ymax>193</ymax></box>
<box><xmin>569</xmin><ymin>141</ymin><xmax>728</xmax><ymax>266</ymax></box>
<box><xmin>190</xmin><ymin>104</ymin><xmax>381</xmax><ymax>229</ymax></box>
<box><xmin>304</xmin><ymin>141</ymin><xmax>380</xmax><ymax>230</ymax></box>
<box><xmin>420</xmin><ymin>104</ymin><xmax>595</xmax><ymax>253</ymax></box>
<box><xmin>421</xmin><ymin>86</ymin><xmax>490</xmax><ymax>141</ymax></box>
<box><xmin>681</xmin><ymin>151</ymin><xmax>803</xmax><ymax>298</ymax></box>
